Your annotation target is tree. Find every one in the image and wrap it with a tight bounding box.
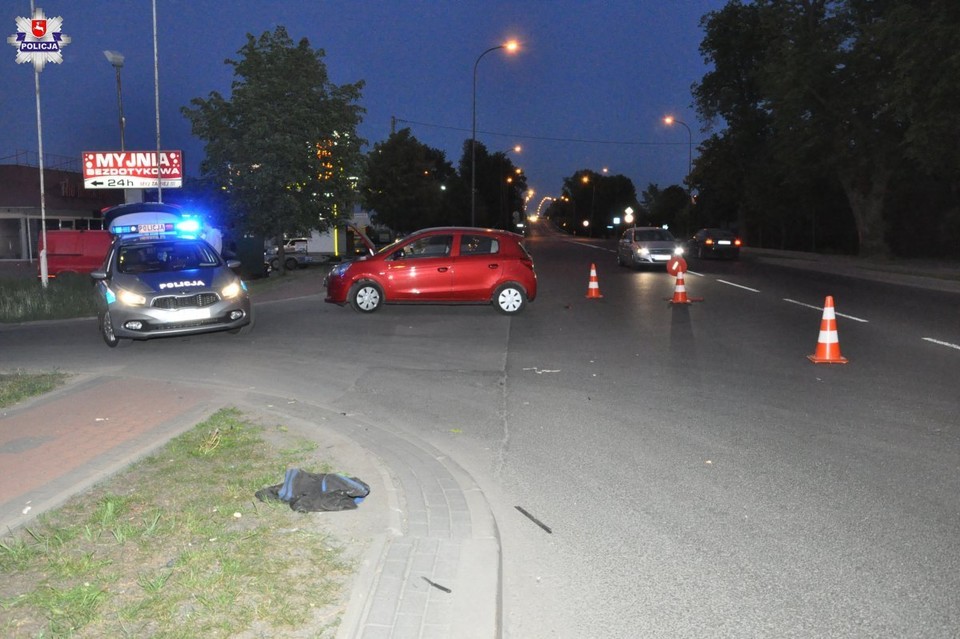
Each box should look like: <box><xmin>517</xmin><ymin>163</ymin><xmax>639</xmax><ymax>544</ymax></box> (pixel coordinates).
<box><xmin>362</xmin><ymin>128</ymin><xmax>458</xmax><ymax>233</ymax></box>
<box><xmin>640</xmin><ymin>184</ymin><xmax>689</xmax><ymax>232</ymax></box>
<box><xmin>694</xmin><ymin>1</ymin><xmax>918</xmax><ymax>256</ymax></box>
<box><xmin>453</xmin><ymin>141</ymin><xmax>526</xmax><ymax>229</ymax></box>
<box><xmin>693</xmin><ymin>1</ymin><xmax>789</xmax><ymax>245</ymax></box>
<box><xmin>560</xmin><ymin>170</ymin><xmax>637</xmax><ymax>236</ymax></box>
<box><xmin>182</xmin><ymin>26</ymin><xmax>365</xmax><ymax>268</ymax></box>
<box><xmin>880</xmin><ymin>1</ymin><xmax>960</xmax><ymax>181</ymax></box>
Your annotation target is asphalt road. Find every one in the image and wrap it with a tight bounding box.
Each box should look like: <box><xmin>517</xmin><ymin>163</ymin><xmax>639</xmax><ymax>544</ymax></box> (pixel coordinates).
<box><xmin>2</xmin><ymin>224</ymin><xmax>958</xmax><ymax>638</ymax></box>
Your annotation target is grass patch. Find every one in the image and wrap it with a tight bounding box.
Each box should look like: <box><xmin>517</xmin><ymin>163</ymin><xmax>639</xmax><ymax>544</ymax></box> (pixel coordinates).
<box><xmin>0</xmin><ymin>408</ymin><xmax>353</xmax><ymax>638</ymax></box>
<box><xmin>0</xmin><ymin>273</ymin><xmax>100</xmax><ymax>323</ymax></box>
<box><xmin>0</xmin><ymin>370</ymin><xmax>69</xmax><ymax>409</ymax></box>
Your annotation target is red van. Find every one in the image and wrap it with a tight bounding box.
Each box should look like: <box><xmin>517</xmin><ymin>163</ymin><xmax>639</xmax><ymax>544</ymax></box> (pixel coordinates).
<box><xmin>38</xmin><ymin>230</ymin><xmax>112</xmax><ymax>277</ymax></box>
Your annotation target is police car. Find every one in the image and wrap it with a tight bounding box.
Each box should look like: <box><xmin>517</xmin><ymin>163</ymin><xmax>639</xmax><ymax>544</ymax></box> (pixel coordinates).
<box><xmin>90</xmin><ymin>203</ymin><xmax>253</xmax><ymax>347</ymax></box>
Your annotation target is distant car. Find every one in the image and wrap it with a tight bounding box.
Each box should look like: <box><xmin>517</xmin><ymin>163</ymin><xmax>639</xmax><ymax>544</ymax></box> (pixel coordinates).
<box><xmin>324</xmin><ymin>227</ymin><xmax>537</xmax><ymax>314</ymax></box>
<box><xmin>90</xmin><ymin>215</ymin><xmax>253</xmax><ymax>347</ymax></box>
<box><xmin>688</xmin><ymin>228</ymin><xmax>742</xmax><ymax>260</ymax></box>
<box><xmin>616</xmin><ymin>227</ymin><xmax>684</xmax><ymax>269</ymax></box>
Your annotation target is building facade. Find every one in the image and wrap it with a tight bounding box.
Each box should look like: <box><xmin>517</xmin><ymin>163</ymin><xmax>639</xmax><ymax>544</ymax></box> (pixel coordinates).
<box><xmin>0</xmin><ymin>152</ymin><xmax>123</xmax><ymax>260</ymax></box>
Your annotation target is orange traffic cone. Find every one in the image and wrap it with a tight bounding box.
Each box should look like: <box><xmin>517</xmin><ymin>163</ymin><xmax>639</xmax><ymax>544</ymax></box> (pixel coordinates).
<box><xmin>807</xmin><ymin>296</ymin><xmax>848</xmax><ymax>364</ymax></box>
<box><xmin>585</xmin><ymin>263</ymin><xmax>603</xmax><ymax>299</ymax></box>
<box><xmin>666</xmin><ymin>271</ymin><xmax>702</xmax><ymax>304</ymax></box>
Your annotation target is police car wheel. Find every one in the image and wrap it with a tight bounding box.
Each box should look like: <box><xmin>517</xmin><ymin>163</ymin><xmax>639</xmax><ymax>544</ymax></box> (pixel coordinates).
<box><xmin>100</xmin><ymin>312</ymin><xmax>130</xmax><ymax>348</ymax></box>
<box><xmin>349</xmin><ymin>282</ymin><xmax>383</xmax><ymax>313</ymax></box>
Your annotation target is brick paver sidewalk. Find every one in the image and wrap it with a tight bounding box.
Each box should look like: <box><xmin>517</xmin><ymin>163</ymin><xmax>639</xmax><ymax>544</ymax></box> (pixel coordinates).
<box><xmin>0</xmin><ymin>375</ymin><xmax>217</xmax><ymax>532</ymax></box>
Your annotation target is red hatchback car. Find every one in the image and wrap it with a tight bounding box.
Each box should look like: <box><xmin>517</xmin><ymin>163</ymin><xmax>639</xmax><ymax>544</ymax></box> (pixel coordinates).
<box><xmin>324</xmin><ymin>227</ymin><xmax>537</xmax><ymax>314</ymax></box>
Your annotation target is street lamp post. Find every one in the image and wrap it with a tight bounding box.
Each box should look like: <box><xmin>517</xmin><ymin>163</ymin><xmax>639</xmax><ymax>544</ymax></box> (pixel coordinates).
<box><xmin>499</xmin><ymin>145</ymin><xmax>521</xmax><ymax>229</ymax></box>
<box><xmin>663</xmin><ymin>115</ymin><xmax>692</xmax><ymax>182</ymax></box>
<box><xmin>103</xmin><ymin>50</ymin><xmax>126</xmax><ymax>151</ymax></box>
<box><xmin>471</xmin><ymin>40</ymin><xmax>518</xmax><ymax>227</ymax></box>
<box><xmin>581</xmin><ymin>174</ymin><xmax>597</xmax><ymax>226</ymax></box>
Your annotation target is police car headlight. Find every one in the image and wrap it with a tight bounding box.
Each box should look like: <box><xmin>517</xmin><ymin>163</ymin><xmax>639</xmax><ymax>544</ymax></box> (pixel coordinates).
<box><xmin>117</xmin><ymin>288</ymin><xmax>146</xmax><ymax>306</ymax></box>
<box><xmin>221</xmin><ymin>281</ymin><xmax>242</xmax><ymax>299</ymax></box>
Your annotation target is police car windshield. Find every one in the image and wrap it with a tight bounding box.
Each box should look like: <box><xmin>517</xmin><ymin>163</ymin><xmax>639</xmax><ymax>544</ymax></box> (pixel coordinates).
<box><xmin>118</xmin><ymin>239</ymin><xmax>221</xmax><ymax>274</ymax></box>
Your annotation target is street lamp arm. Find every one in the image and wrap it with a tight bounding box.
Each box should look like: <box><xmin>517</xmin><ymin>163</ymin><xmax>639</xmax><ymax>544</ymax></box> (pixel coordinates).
<box><xmin>474</xmin><ymin>45</ymin><xmax>506</xmax><ymax>77</ymax></box>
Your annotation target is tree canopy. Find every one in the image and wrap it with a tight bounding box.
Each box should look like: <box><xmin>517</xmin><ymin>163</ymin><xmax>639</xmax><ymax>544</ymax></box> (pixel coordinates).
<box><xmin>693</xmin><ymin>0</ymin><xmax>960</xmax><ymax>257</ymax></box>
<box><xmin>361</xmin><ymin>129</ymin><xmax>461</xmax><ymax>234</ymax></box>
<box><xmin>181</xmin><ymin>26</ymin><xmax>365</xmax><ymax>245</ymax></box>
<box><xmin>454</xmin><ymin>141</ymin><xmax>527</xmax><ymax>230</ymax></box>
<box><xmin>552</xmin><ymin>170</ymin><xmax>638</xmax><ymax>236</ymax></box>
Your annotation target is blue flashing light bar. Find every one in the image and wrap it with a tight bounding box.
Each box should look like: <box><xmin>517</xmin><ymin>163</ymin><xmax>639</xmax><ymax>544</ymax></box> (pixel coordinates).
<box><xmin>176</xmin><ymin>219</ymin><xmax>201</xmax><ymax>234</ymax></box>
<box><xmin>110</xmin><ymin>220</ymin><xmax>202</xmax><ymax>239</ymax></box>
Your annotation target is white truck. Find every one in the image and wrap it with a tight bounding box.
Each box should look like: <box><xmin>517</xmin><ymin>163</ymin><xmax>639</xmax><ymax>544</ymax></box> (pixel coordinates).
<box><xmin>265</xmin><ymin>223</ymin><xmax>376</xmax><ymax>271</ymax></box>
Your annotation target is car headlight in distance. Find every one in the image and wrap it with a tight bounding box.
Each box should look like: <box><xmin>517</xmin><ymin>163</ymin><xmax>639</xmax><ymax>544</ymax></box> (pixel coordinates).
<box><xmin>638</xmin><ymin>247</ymin><xmax>650</xmax><ymax>256</ymax></box>
<box><xmin>117</xmin><ymin>287</ymin><xmax>146</xmax><ymax>306</ymax></box>
<box><xmin>674</xmin><ymin>246</ymin><xmax>685</xmax><ymax>255</ymax></box>
<box><xmin>221</xmin><ymin>280</ymin><xmax>242</xmax><ymax>299</ymax></box>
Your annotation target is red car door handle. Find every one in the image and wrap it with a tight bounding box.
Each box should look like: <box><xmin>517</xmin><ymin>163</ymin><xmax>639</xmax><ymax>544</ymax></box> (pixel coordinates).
<box><xmin>488</xmin><ymin>264</ymin><xmax>499</xmax><ymax>269</ymax></box>
<box><xmin>437</xmin><ymin>267</ymin><xmax>449</xmax><ymax>272</ymax></box>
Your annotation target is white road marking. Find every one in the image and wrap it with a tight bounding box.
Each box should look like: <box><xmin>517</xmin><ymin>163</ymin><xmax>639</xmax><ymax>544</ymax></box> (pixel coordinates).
<box><xmin>717</xmin><ymin>279</ymin><xmax>760</xmax><ymax>292</ymax></box>
<box><xmin>783</xmin><ymin>298</ymin><xmax>869</xmax><ymax>322</ymax></box>
<box><xmin>922</xmin><ymin>337</ymin><xmax>960</xmax><ymax>351</ymax></box>
<box><xmin>564</xmin><ymin>239</ymin><xmax>612</xmax><ymax>251</ymax></box>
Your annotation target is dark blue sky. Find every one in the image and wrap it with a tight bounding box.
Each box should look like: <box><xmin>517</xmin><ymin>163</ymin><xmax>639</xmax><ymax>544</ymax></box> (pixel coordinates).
<box><xmin>4</xmin><ymin>0</ymin><xmax>727</xmax><ymax>208</ymax></box>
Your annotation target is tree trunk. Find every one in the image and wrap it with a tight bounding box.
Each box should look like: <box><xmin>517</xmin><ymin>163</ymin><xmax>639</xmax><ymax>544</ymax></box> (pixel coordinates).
<box><xmin>837</xmin><ymin>167</ymin><xmax>891</xmax><ymax>257</ymax></box>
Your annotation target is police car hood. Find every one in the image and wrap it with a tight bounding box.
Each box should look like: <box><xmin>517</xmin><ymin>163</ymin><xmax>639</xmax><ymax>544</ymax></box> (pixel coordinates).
<box><xmin>128</xmin><ymin>268</ymin><xmax>232</xmax><ymax>295</ymax></box>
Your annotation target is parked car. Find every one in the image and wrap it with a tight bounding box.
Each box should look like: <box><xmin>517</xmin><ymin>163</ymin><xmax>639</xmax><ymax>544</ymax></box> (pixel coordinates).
<box><xmin>324</xmin><ymin>227</ymin><xmax>537</xmax><ymax>314</ymax></box>
<box><xmin>688</xmin><ymin>228</ymin><xmax>742</xmax><ymax>260</ymax></box>
<box><xmin>616</xmin><ymin>227</ymin><xmax>684</xmax><ymax>269</ymax></box>
<box><xmin>265</xmin><ymin>242</ymin><xmax>317</xmax><ymax>271</ymax></box>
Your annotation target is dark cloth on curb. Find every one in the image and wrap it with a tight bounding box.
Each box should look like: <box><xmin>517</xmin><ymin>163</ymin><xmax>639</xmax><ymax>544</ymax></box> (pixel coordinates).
<box><xmin>256</xmin><ymin>468</ymin><xmax>370</xmax><ymax>512</ymax></box>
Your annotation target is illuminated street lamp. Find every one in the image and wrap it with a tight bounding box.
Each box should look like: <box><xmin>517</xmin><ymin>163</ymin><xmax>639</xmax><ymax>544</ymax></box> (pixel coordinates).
<box><xmin>103</xmin><ymin>50</ymin><xmax>126</xmax><ymax>150</ymax></box>
<box><xmin>471</xmin><ymin>40</ymin><xmax>519</xmax><ymax>226</ymax></box>
<box><xmin>663</xmin><ymin>115</ymin><xmax>692</xmax><ymax>182</ymax></box>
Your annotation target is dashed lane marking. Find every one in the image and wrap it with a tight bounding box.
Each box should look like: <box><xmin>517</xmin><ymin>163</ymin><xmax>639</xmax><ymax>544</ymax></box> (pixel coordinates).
<box><xmin>922</xmin><ymin>337</ymin><xmax>960</xmax><ymax>351</ymax></box>
<box><xmin>717</xmin><ymin>279</ymin><xmax>760</xmax><ymax>293</ymax></box>
<box><xmin>783</xmin><ymin>298</ymin><xmax>869</xmax><ymax>323</ymax></box>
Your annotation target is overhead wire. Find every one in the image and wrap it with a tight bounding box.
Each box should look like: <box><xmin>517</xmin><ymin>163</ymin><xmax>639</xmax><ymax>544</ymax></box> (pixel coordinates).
<box><xmin>393</xmin><ymin>118</ymin><xmax>687</xmax><ymax>148</ymax></box>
